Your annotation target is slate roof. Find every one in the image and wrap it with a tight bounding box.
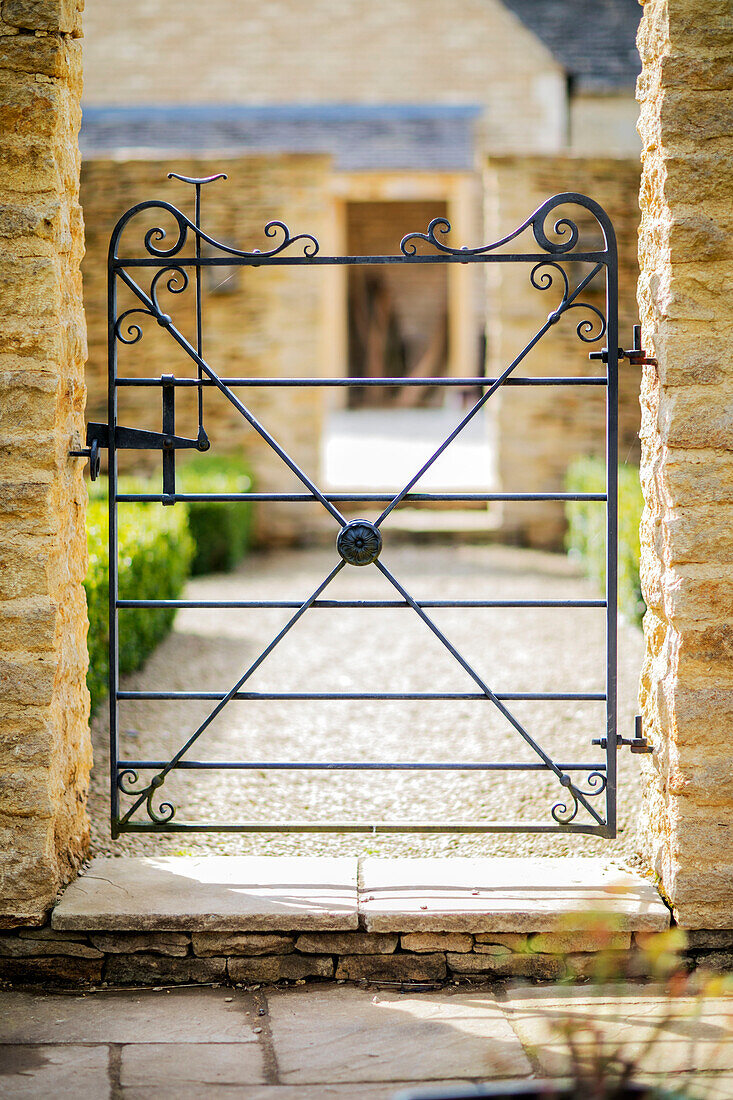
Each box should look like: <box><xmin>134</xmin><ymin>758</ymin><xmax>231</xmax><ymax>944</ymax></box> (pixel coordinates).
<box><xmin>80</xmin><ymin>104</ymin><xmax>481</xmax><ymax>171</ymax></box>
<box><xmin>501</xmin><ymin>0</ymin><xmax>642</xmax><ymax>92</ymax></box>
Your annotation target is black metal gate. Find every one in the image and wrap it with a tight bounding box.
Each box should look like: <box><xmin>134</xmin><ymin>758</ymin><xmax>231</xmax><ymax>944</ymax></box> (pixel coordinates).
<box><xmin>77</xmin><ymin>172</ymin><xmax>652</xmax><ymax>839</ymax></box>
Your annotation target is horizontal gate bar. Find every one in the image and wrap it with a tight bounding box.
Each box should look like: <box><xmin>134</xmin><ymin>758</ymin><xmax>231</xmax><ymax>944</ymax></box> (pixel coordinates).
<box><xmin>116</xmin><ymin>492</ymin><xmax>607</xmax><ymax>503</ymax></box>
<box><xmin>117</xmin><ymin>690</ymin><xmax>606</xmax><ymax>701</ymax></box>
<box><xmin>116</xmin><ymin>375</ymin><xmax>608</xmax><ymax>388</ymax></box>
<box><xmin>118</xmin><ymin>598</ymin><xmax>607</xmax><ymax>609</ymax></box>
<box><xmin>115</xmin><ymin>250</ymin><xmax>610</xmax><ymax>268</ymax></box>
<box><xmin>117</xmin><ymin>821</ymin><xmax>608</xmax><ymax>835</ymax></box>
<box><xmin>118</xmin><ymin>760</ymin><xmax>606</xmax><ymax>771</ymax></box>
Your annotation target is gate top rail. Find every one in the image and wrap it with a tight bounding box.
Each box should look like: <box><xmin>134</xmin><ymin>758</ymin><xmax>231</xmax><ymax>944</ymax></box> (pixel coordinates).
<box><xmin>109</xmin><ymin>184</ymin><xmax>616</xmax><ymax>269</ymax></box>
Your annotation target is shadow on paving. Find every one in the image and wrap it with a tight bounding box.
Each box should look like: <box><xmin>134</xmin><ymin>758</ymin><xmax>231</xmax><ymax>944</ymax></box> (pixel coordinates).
<box><xmin>1</xmin><ymin>984</ymin><xmax>733</xmax><ymax>1099</ymax></box>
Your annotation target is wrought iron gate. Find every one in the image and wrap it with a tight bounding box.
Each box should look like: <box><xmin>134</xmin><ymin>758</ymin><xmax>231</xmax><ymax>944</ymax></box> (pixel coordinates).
<box><xmin>77</xmin><ymin>172</ymin><xmax>653</xmax><ymax>840</ymax></box>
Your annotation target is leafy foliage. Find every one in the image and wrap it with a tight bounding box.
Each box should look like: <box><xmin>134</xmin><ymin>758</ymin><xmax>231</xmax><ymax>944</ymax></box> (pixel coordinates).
<box><xmin>84</xmin><ymin>454</ymin><xmax>253</xmax><ymax>711</ymax></box>
<box><xmin>177</xmin><ymin>453</ymin><xmax>253</xmax><ymax>575</ymax></box>
<box><xmin>565</xmin><ymin>458</ymin><xmax>645</xmax><ymax>625</ymax></box>
<box><xmin>84</xmin><ymin>499</ymin><xmax>193</xmax><ymax>711</ymax></box>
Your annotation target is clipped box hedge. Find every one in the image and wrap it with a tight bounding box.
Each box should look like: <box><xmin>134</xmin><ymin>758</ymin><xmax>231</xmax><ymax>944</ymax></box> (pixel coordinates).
<box><xmin>84</xmin><ymin>454</ymin><xmax>253</xmax><ymax>710</ymax></box>
<box><xmin>85</xmin><ymin>499</ymin><xmax>193</xmax><ymax>711</ymax></box>
<box><xmin>565</xmin><ymin>457</ymin><xmax>645</xmax><ymax>625</ymax></box>
<box><xmin>177</xmin><ymin>453</ymin><xmax>253</xmax><ymax>575</ymax></box>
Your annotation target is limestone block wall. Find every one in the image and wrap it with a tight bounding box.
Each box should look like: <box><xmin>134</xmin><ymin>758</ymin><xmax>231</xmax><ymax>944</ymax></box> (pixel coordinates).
<box><xmin>0</xmin><ymin>0</ymin><xmax>90</xmax><ymax>924</ymax></box>
<box><xmin>484</xmin><ymin>156</ymin><xmax>643</xmax><ymax>549</ymax></box>
<box><xmin>81</xmin><ymin>153</ymin><xmax>332</xmax><ymax>544</ymax></box>
<box><xmin>636</xmin><ymin>0</ymin><xmax>733</xmax><ymax>926</ymax></box>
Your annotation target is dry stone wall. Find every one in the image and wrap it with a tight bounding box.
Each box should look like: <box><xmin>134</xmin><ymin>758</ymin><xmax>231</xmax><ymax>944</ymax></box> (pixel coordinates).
<box><xmin>636</xmin><ymin>0</ymin><xmax>733</xmax><ymax>927</ymax></box>
<box><xmin>0</xmin><ymin>0</ymin><xmax>90</xmax><ymax>924</ymax></box>
<box><xmin>0</xmin><ymin>924</ymin><xmax>691</xmax><ymax>988</ymax></box>
<box><xmin>484</xmin><ymin>155</ymin><xmax>643</xmax><ymax>548</ymax></box>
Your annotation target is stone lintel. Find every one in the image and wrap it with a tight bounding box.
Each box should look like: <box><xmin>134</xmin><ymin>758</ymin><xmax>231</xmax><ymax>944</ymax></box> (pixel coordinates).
<box><xmin>52</xmin><ymin>857</ymin><xmax>359</xmax><ymax>932</ymax></box>
<box><xmin>360</xmin><ymin>858</ymin><xmax>670</xmax><ymax>933</ymax></box>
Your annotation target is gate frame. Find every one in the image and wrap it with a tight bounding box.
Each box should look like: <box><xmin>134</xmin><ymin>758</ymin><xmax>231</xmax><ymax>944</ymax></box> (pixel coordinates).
<box><xmin>86</xmin><ymin>173</ymin><xmax>633</xmax><ymax>840</ymax></box>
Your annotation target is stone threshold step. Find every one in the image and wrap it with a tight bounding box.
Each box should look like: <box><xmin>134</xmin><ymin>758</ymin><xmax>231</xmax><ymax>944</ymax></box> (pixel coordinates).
<box><xmin>52</xmin><ymin>856</ymin><xmax>669</xmax><ymax>934</ymax></box>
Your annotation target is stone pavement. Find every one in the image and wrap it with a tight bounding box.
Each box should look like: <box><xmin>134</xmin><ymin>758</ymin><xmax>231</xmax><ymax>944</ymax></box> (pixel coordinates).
<box><xmin>1</xmin><ymin>982</ymin><xmax>732</xmax><ymax>1099</ymax></box>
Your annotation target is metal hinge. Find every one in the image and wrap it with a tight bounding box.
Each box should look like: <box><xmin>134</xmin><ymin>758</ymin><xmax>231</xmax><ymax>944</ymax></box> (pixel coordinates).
<box><xmin>588</xmin><ymin>324</ymin><xmax>657</xmax><ymax>367</ymax></box>
<box><xmin>592</xmin><ymin>715</ymin><xmax>653</xmax><ymax>754</ymax></box>
<box><xmin>69</xmin><ymin>374</ymin><xmax>209</xmax><ymax>488</ymax></box>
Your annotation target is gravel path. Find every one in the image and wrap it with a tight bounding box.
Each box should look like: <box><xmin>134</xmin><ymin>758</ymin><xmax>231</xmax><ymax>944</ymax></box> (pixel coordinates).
<box><xmin>89</xmin><ymin>543</ymin><xmax>644</xmax><ymax>865</ymax></box>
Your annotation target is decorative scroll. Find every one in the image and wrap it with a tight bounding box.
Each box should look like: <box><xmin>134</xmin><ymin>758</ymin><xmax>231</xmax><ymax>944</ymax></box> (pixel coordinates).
<box><xmin>551</xmin><ymin>770</ymin><xmax>607</xmax><ymax>825</ymax></box>
<box><xmin>111</xmin><ymin>198</ymin><xmax>320</xmax><ymax>263</ymax></box>
<box><xmin>118</xmin><ymin>769</ymin><xmax>175</xmax><ymax>826</ymax></box>
<box><xmin>401</xmin><ymin>192</ymin><xmax>612</xmax><ymax>259</ymax></box>
<box><xmin>529</xmin><ymin>260</ymin><xmax>607</xmax><ymax>344</ymax></box>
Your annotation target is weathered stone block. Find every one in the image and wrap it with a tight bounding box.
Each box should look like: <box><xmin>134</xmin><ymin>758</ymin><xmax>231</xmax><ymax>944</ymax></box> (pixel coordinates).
<box><xmin>295</xmin><ymin>933</ymin><xmax>397</xmax><ymax>955</ymax></box>
<box><xmin>693</xmin><ymin>952</ymin><xmax>733</xmax><ymax>973</ymax></box>
<box><xmin>446</xmin><ymin>952</ymin><xmax>564</xmax><ymax>980</ymax></box>
<box><xmin>0</xmin><ymin>597</ymin><xmax>57</xmax><ymax>653</ymax></box>
<box><xmin>17</xmin><ymin>925</ymin><xmax>86</xmax><ymax>941</ymax></box>
<box><xmin>0</xmin><ymin>934</ymin><xmax>102</xmax><ymax>958</ymax></box>
<box><xmin>227</xmin><ymin>954</ymin><xmax>333</xmax><ymax>983</ymax></box>
<box><xmin>192</xmin><ymin>932</ymin><xmax>294</xmax><ymax>957</ymax></box>
<box><xmin>89</xmin><ymin>933</ymin><xmax>190</xmax><ymax>956</ymax></box>
<box><xmin>105</xmin><ymin>954</ymin><xmax>226</xmax><ymax>985</ymax></box>
<box><xmin>401</xmin><ymin>933</ymin><xmax>473</xmax><ymax>954</ymax></box>
<box><xmin>3</xmin><ymin>0</ymin><xmax>82</xmax><ymax>35</ymax></box>
<box><xmin>685</xmin><ymin>930</ymin><xmax>733</xmax><ymax>950</ymax></box>
<box><xmin>0</xmin><ymin>955</ymin><xmax>102</xmax><ymax>983</ymax></box>
<box><xmin>0</xmin><ymin>33</ymin><xmax>69</xmax><ymax>77</ymax></box>
<box><xmin>335</xmin><ymin>953</ymin><xmax>446</xmax><ymax>982</ymax></box>
<box><xmin>474</xmin><ymin>933</ymin><xmax>529</xmax><ymax>951</ymax></box>
<box><xmin>527</xmin><ymin>932</ymin><xmax>631</xmax><ymax>954</ymax></box>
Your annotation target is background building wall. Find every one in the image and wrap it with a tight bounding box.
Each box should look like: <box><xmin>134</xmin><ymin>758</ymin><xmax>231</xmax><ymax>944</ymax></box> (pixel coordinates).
<box><xmin>484</xmin><ymin>155</ymin><xmax>643</xmax><ymax>549</ymax></box>
<box><xmin>636</xmin><ymin>0</ymin><xmax>733</xmax><ymax>927</ymax></box>
<box><xmin>79</xmin><ymin>0</ymin><xmax>568</xmax><ymax>155</ymax></box>
<box><xmin>0</xmin><ymin>0</ymin><xmax>90</xmax><ymax>925</ymax></box>
<box><xmin>81</xmin><ymin>153</ymin><xmax>333</xmax><ymax>544</ymax></box>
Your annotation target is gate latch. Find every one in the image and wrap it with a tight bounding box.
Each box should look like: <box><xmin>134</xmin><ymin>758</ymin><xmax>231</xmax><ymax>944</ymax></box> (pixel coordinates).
<box><xmin>71</xmin><ymin>422</ymin><xmax>208</xmax><ymax>481</ymax></box>
<box><xmin>69</xmin><ymin>374</ymin><xmax>209</xmax><ymax>489</ymax></box>
<box><xmin>588</xmin><ymin>324</ymin><xmax>657</xmax><ymax>367</ymax></box>
<box><xmin>592</xmin><ymin>715</ymin><xmax>653</xmax><ymax>754</ymax></box>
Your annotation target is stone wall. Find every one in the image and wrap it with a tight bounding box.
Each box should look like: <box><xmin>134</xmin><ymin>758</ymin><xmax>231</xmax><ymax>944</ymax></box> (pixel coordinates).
<box><xmin>636</xmin><ymin>0</ymin><xmax>733</xmax><ymax>927</ymax></box>
<box><xmin>484</xmin><ymin>155</ymin><xmax>643</xmax><ymax>548</ymax></box>
<box><xmin>79</xmin><ymin>0</ymin><xmax>568</xmax><ymax>156</ymax></box>
<box><xmin>81</xmin><ymin>153</ymin><xmax>332</xmax><ymax>544</ymax></box>
<box><xmin>0</xmin><ymin>0</ymin><xmax>90</xmax><ymax>924</ymax></box>
<box><xmin>0</xmin><ymin>924</ymin><xmax>681</xmax><ymax>987</ymax></box>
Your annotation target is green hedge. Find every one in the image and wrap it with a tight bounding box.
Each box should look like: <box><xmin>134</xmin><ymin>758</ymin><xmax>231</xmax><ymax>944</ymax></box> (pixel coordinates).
<box><xmin>85</xmin><ymin>499</ymin><xmax>193</xmax><ymax>711</ymax></box>
<box><xmin>177</xmin><ymin>453</ymin><xmax>253</xmax><ymax>575</ymax></box>
<box><xmin>84</xmin><ymin>455</ymin><xmax>253</xmax><ymax>710</ymax></box>
<box><xmin>565</xmin><ymin>458</ymin><xmax>645</xmax><ymax>625</ymax></box>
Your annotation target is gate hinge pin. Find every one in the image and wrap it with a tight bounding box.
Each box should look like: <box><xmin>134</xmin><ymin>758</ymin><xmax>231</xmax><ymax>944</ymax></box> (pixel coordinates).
<box><xmin>589</xmin><ymin>325</ymin><xmax>657</xmax><ymax>367</ymax></box>
<box><xmin>592</xmin><ymin>716</ymin><xmax>653</xmax><ymax>754</ymax></box>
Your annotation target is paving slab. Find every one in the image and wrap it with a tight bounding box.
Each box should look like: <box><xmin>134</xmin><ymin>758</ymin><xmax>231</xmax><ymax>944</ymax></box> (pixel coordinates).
<box><xmin>266</xmin><ymin>985</ymin><xmax>532</xmax><ymax>1084</ymax></box>
<box><xmin>502</xmin><ymin>986</ymin><xmax>733</xmax><ymax>1076</ymax></box>
<box><xmin>52</xmin><ymin>856</ymin><xmax>359</xmax><ymax>931</ymax></box>
<box><xmin>0</xmin><ymin>1044</ymin><xmax>110</xmax><ymax>1100</ymax></box>
<box><xmin>0</xmin><ymin>989</ymin><xmax>256</xmax><ymax>1044</ymax></box>
<box><xmin>122</xmin><ymin>1085</ymin><xmax>457</xmax><ymax>1100</ymax></box>
<box><xmin>121</xmin><ymin>1043</ymin><xmax>265</xmax><ymax>1091</ymax></box>
<box><xmin>360</xmin><ymin>857</ymin><xmax>670</xmax><ymax>932</ymax></box>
